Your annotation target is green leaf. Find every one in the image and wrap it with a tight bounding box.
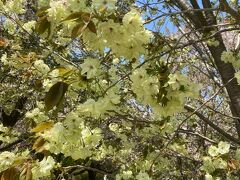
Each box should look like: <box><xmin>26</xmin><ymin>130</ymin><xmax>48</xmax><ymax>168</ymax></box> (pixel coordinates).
<box><xmin>1</xmin><ymin>167</ymin><xmax>20</xmax><ymax>180</ymax></box>
<box><xmin>81</xmin><ymin>12</ymin><xmax>91</xmax><ymax>22</ymax></box>
<box><xmin>44</xmin><ymin>82</ymin><xmax>69</xmax><ymax>111</ymax></box>
<box><xmin>62</xmin><ymin>12</ymin><xmax>83</xmax><ymax>22</ymax></box>
<box><xmin>87</xmin><ymin>21</ymin><xmax>97</xmax><ymax>34</ymax></box>
<box><xmin>71</xmin><ymin>23</ymin><xmax>86</xmax><ymax>38</ymax></box>
<box><xmin>32</xmin><ymin>137</ymin><xmax>46</xmax><ymax>153</ymax></box>
<box><xmin>218</xmin><ymin>141</ymin><xmax>230</xmax><ymax>154</ymax></box>
<box><xmin>62</xmin><ymin>12</ymin><xmax>90</xmax><ymax>22</ymax></box>
<box><xmin>31</xmin><ymin>122</ymin><xmax>54</xmax><ymax>133</ymax></box>
<box><xmin>36</xmin><ymin>6</ymin><xmax>49</xmax><ymax>17</ymax></box>
<box><xmin>35</xmin><ymin>16</ymin><xmax>51</xmax><ymax>35</ymax></box>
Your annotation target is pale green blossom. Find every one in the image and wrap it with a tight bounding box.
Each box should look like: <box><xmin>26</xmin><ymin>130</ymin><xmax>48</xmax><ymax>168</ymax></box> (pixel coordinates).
<box><xmin>235</xmin><ymin>71</ymin><xmax>240</xmax><ymax>85</ymax></box>
<box><xmin>208</xmin><ymin>145</ymin><xmax>219</xmax><ymax>157</ymax></box>
<box><xmin>39</xmin><ymin>156</ymin><xmax>56</xmax><ymax>174</ymax></box>
<box><xmin>77</xmin><ymin>94</ymin><xmax>118</xmax><ymax>118</ymax></box>
<box><xmin>213</xmin><ymin>158</ymin><xmax>227</xmax><ymax>169</ymax></box>
<box><xmin>0</xmin><ymin>53</ymin><xmax>12</xmax><ymax>66</ymax></box>
<box><xmin>116</xmin><ymin>170</ymin><xmax>133</xmax><ymax>180</ymax></box>
<box><xmin>82</xmin><ymin>10</ymin><xmax>152</xmax><ymax>59</ymax></box>
<box><xmin>5</xmin><ymin>0</ymin><xmax>26</xmax><ymax>14</ymax></box>
<box><xmin>34</xmin><ymin>60</ymin><xmax>50</xmax><ymax>75</ymax></box>
<box><xmin>25</xmin><ymin>106</ymin><xmax>49</xmax><ymax>123</ymax></box>
<box><xmin>67</xmin><ymin>0</ymin><xmax>87</xmax><ymax>12</ymax></box>
<box><xmin>80</xmin><ymin>58</ymin><xmax>101</xmax><ymax>79</ymax></box>
<box><xmin>136</xmin><ymin>172</ymin><xmax>151</xmax><ymax>180</ymax></box>
<box><xmin>40</xmin><ymin>120</ymin><xmax>103</xmax><ymax>160</ymax></box>
<box><xmin>38</xmin><ymin>0</ymin><xmax>50</xmax><ymax>7</ymax></box>
<box><xmin>235</xmin><ymin>148</ymin><xmax>240</xmax><ymax>160</ymax></box>
<box><xmin>123</xmin><ymin>9</ymin><xmax>143</xmax><ymax>28</ymax></box>
<box><xmin>48</xmin><ymin>69</ymin><xmax>60</xmax><ymax>78</ymax></box>
<box><xmin>202</xmin><ymin>156</ymin><xmax>215</xmax><ymax>173</ymax></box>
<box><xmin>4</xmin><ymin>19</ymin><xmax>16</xmax><ymax>35</ymax></box>
<box><xmin>32</xmin><ymin>156</ymin><xmax>56</xmax><ymax>179</ymax></box>
<box><xmin>218</xmin><ymin>141</ymin><xmax>230</xmax><ymax>154</ymax></box>
<box><xmin>207</xmin><ymin>38</ymin><xmax>219</xmax><ymax>47</ymax></box>
<box><xmin>47</xmin><ymin>1</ymin><xmax>68</xmax><ymax>22</ymax></box>
<box><xmin>82</xmin><ymin>128</ymin><xmax>102</xmax><ymax>147</ymax></box>
<box><xmin>22</xmin><ymin>21</ymin><xmax>36</xmax><ymax>33</ymax></box>
<box><xmin>221</xmin><ymin>51</ymin><xmax>240</xmax><ymax>67</ymax></box>
<box><xmin>205</xmin><ymin>174</ymin><xmax>213</xmax><ymax>180</ymax></box>
<box><xmin>130</xmin><ymin>68</ymin><xmax>159</xmax><ymax>106</ymax></box>
<box><xmin>109</xmin><ymin>123</ymin><xmax>119</xmax><ymax>132</ymax></box>
<box><xmin>0</xmin><ymin>124</ymin><xmax>18</xmax><ymax>143</ymax></box>
<box><xmin>221</xmin><ymin>51</ymin><xmax>235</xmax><ymax>63</ymax></box>
<box><xmin>113</xmin><ymin>58</ymin><xmax>120</xmax><ymax>64</ymax></box>
<box><xmin>82</xmin><ymin>29</ymin><xmax>106</xmax><ymax>51</ymax></box>
<box><xmin>92</xmin><ymin>0</ymin><xmax>117</xmax><ymax>11</ymax></box>
<box><xmin>0</xmin><ymin>151</ymin><xmax>16</xmax><ymax>172</ymax></box>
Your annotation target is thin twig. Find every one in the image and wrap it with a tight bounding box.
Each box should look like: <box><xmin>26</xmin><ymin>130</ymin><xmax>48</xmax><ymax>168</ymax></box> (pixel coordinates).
<box><xmin>178</xmin><ymin>129</ymin><xmax>217</xmax><ymax>144</ymax></box>
<box><xmin>184</xmin><ymin>105</ymin><xmax>240</xmax><ymax>145</ymax></box>
<box><xmin>144</xmin><ymin>8</ymin><xmax>219</xmax><ymax>24</ymax></box>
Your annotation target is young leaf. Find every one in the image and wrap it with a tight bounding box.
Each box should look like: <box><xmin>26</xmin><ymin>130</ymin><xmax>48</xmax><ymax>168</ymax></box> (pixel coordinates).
<box><xmin>25</xmin><ymin>163</ymin><xmax>32</xmax><ymax>180</ymax></box>
<box><xmin>53</xmin><ymin>67</ymin><xmax>74</xmax><ymax>77</ymax></box>
<box><xmin>71</xmin><ymin>23</ymin><xmax>86</xmax><ymax>39</ymax></box>
<box><xmin>44</xmin><ymin>82</ymin><xmax>69</xmax><ymax>111</ymax></box>
<box><xmin>36</xmin><ymin>6</ymin><xmax>49</xmax><ymax>17</ymax></box>
<box><xmin>32</xmin><ymin>137</ymin><xmax>46</xmax><ymax>153</ymax></box>
<box><xmin>87</xmin><ymin>21</ymin><xmax>97</xmax><ymax>34</ymax></box>
<box><xmin>62</xmin><ymin>12</ymin><xmax>83</xmax><ymax>21</ymax></box>
<box><xmin>1</xmin><ymin>167</ymin><xmax>20</xmax><ymax>180</ymax></box>
<box><xmin>35</xmin><ymin>16</ymin><xmax>51</xmax><ymax>35</ymax></box>
<box><xmin>20</xmin><ymin>163</ymin><xmax>32</xmax><ymax>180</ymax></box>
<box><xmin>81</xmin><ymin>12</ymin><xmax>91</xmax><ymax>22</ymax></box>
<box><xmin>31</xmin><ymin>122</ymin><xmax>54</xmax><ymax>133</ymax></box>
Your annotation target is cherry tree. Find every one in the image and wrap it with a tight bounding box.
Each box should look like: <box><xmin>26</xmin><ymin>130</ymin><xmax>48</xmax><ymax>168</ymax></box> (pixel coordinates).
<box><xmin>0</xmin><ymin>0</ymin><xmax>240</xmax><ymax>179</ymax></box>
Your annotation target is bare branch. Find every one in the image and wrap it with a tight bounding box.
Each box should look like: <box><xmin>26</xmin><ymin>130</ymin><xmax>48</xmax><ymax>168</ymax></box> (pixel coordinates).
<box><xmin>184</xmin><ymin>105</ymin><xmax>240</xmax><ymax>145</ymax></box>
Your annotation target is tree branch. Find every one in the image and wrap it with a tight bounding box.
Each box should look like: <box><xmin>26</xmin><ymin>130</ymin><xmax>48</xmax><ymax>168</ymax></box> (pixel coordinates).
<box><xmin>184</xmin><ymin>105</ymin><xmax>240</xmax><ymax>145</ymax></box>
<box><xmin>178</xmin><ymin>128</ymin><xmax>217</xmax><ymax>144</ymax></box>
<box><xmin>144</xmin><ymin>7</ymin><xmax>218</xmax><ymax>24</ymax></box>
<box><xmin>219</xmin><ymin>0</ymin><xmax>240</xmax><ymax>23</ymax></box>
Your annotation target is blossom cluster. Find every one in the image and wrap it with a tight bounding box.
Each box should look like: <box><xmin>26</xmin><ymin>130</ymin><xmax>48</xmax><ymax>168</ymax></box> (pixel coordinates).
<box><xmin>221</xmin><ymin>51</ymin><xmax>240</xmax><ymax>67</ymax></box>
<box><xmin>130</xmin><ymin>68</ymin><xmax>200</xmax><ymax>116</ymax></box>
<box><xmin>83</xmin><ymin>10</ymin><xmax>153</xmax><ymax>59</ymax></box>
<box><xmin>36</xmin><ymin>116</ymin><xmax>103</xmax><ymax>160</ymax></box>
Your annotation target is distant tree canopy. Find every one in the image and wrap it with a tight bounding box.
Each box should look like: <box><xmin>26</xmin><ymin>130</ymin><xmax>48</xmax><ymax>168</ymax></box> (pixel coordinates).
<box><xmin>1</xmin><ymin>0</ymin><xmax>240</xmax><ymax>179</ymax></box>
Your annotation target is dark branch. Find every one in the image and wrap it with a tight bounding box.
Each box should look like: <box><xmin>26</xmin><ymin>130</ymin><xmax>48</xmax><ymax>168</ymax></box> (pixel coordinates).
<box><xmin>184</xmin><ymin>105</ymin><xmax>240</xmax><ymax>145</ymax></box>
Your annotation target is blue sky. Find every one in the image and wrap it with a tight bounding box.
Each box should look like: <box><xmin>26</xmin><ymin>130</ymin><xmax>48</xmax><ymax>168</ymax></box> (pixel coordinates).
<box><xmin>136</xmin><ymin>0</ymin><xmax>240</xmax><ymax>34</ymax></box>
<box><xmin>135</xmin><ymin>0</ymin><xmax>179</xmax><ymax>34</ymax></box>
